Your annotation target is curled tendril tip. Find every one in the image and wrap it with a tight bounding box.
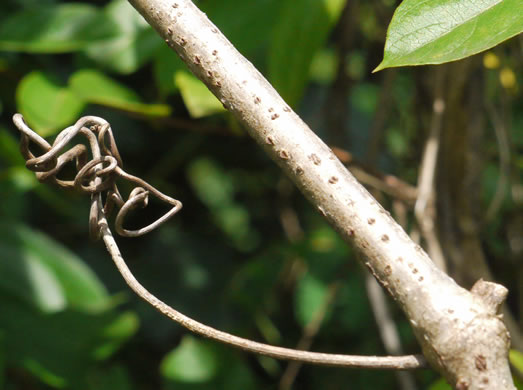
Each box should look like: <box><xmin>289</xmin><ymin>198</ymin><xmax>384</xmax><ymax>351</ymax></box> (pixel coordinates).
<box><xmin>12</xmin><ymin>113</ymin><xmax>182</xmax><ymax>239</ymax></box>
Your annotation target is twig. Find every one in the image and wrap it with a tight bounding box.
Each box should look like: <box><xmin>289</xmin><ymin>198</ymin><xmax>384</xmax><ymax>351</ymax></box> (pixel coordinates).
<box><xmin>365</xmin><ymin>274</ymin><xmax>418</xmax><ymax>390</ymax></box>
<box><xmin>414</xmin><ymin>67</ymin><xmax>447</xmax><ymax>272</ymax></box>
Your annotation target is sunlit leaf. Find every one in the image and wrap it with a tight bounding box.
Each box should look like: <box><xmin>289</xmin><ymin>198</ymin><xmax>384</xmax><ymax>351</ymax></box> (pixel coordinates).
<box><xmin>84</xmin><ymin>0</ymin><xmax>162</xmax><ymax>74</ymax></box>
<box><xmin>69</xmin><ymin>69</ymin><xmax>171</xmax><ymax>117</ymax></box>
<box><xmin>160</xmin><ymin>336</ymin><xmax>218</xmax><ymax>383</ymax></box>
<box><xmin>0</xmin><ymin>4</ymin><xmax>111</xmax><ymax>52</ymax></box>
<box><xmin>175</xmin><ymin>71</ymin><xmax>225</xmax><ymax>118</ymax></box>
<box><xmin>375</xmin><ymin>0</ymin><xmax>523</xmax><ymax>71</ymax></box>
<box><xmin>268</xmin><ymin>0</ymin><xmax>346</xmax><ymax>106</ymax></box>
<box><xmin>16</xmin><ymin>71</ymin><xmax>86</xmax><ymax>137</ymax></box>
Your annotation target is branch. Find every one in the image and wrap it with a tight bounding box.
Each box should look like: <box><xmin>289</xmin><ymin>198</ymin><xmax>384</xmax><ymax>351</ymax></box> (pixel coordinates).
<box><xmin>126</xmin><ymin>1</ymin><xmax>513</xmax><ymax>388</ymax></box>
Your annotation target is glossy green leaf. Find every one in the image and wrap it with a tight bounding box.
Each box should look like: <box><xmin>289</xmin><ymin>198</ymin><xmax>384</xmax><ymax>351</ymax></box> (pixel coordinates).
<box><xmin>160</xmin><ymin>336</ymin><xmax>218</xmax><ymax>383</ymax></box>
<box><xmin>175</xmin><ymin>71</ymin><xmax>226</xmax><ymax>118</ymax></box>
<box><xmin>0</xmin><ymin>4</ymin><xmax>111</xmax><ymax>52</ymax></box>
<box><xmin>69</xmin><ymin>69</ymin><xmax>171</xmax><ymax>117</ymax></box>
<box><xmin>510</xmin><ymin>349</ymin><xmax>523</xmax><ymax>376</ymax></box>
<box><xmin>0</xmin><ymin>221</ymin><xmax>109</xmax><ymax>311</ymax></box>
<box><xmin>295</xmin><ymin>273</ymin><xmax>328</xmax><ymax>327</ymax></box>
<box><xmin>16</xmin><ymin>71</ymin><xmax>86</xmax><ymax>137</ymax></box>
<box><xmin>268</xmin><ymin>0</ymin><xmax>346</xmax><ymax>106</ymax></box>
<box><xmin>84</xmin><ymin>0</ymin><xmax>163</xmax><ymax>74</ymax></box>
<box><xmin>375</xmin><ymin>0</ymin><xmax>523</xmax><ymax>71</ymax></box>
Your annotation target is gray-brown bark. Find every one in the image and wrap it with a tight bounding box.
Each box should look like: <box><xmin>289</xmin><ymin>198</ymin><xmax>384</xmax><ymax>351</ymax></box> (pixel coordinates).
<box><xmin>126</xmin><ymin>0</ymin><xmax>516</xmax><ymax>388</ymax></box>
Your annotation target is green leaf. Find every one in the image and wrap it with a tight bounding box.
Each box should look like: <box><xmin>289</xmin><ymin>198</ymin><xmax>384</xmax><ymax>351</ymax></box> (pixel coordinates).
<box><xmin>200</xmin><ymin>0</ymin><xmax>282</xmax><ymax>56</ymax></box>
<box><xmin>160</xmin><ymin>336</ymin><xmax>218</xmax><ymax>383</ymax></box>
<box><xmin>16</xmin><ymin>71</ymin><xmax>86</xmax><ymax>137</ymax></box>
<box><xmin>0</xmin><ymin>298</ymin><xmax>138</xmax><ymax>388</ymax></box>
<box><xmin>69</xmin><ymin>69</ymin><xmax>171</xmax><ymax>117</ymax></box>
<box><xmin>375</xmin><ymin>0</ymin><xmax>523</xmax><ymax>71</ymax></box>
<box><xmin>0</xmin><ymin>245</ymin><xmax>66</xmax><ymax>313</ymax></box>
<box><xmin>294</xmin><ymin>273</ymin><xmax>328</xmax><ymax>327</ymax></box>
<box><xmin>428</xmin><ymin>378</ymin><xmax>452</xmax><ymax>390</ymax></box>
<box><xmin>175</xmin><ymin>71</ymin><xmax>225</xmax><ymax>118</ymax></box>
<box><xmin>153</xmin><ymin>45</ymin><xmax>186</xmax><ymax>96</ymax></box>
<box><xmin>268</xmin><ymin>0</ymin><xmax>346</xmax><ymax>106</ymax></box>
<box><xmin>0</xmin><ymin>221</ymin><xmax>109</xmax><ymax>311</ymax></box>
<box><xmin>0</xmin><ymin>4</ymin><xmax>111</xmax><ymax>53</ymax></box>
<box><xmin>84</xmin><ymin>0</ymin><xmax>163</xmax><ymax>74</ymax></box>
<box><xmin>510</xmin><ymin>349</ymin><xmax>523</xmax><ymax>376</ymax></box>
<box><xmin>92</xmin><ymin>312</ymin><xmax>139</xmax><ymax>360</ymax></box>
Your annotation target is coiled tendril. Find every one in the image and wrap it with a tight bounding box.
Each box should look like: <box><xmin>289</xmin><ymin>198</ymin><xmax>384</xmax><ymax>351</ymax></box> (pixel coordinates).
<box><xmin>13</xmin><ymin>113</ymin><xmax>182</xmax><ymax>239</ymax></box>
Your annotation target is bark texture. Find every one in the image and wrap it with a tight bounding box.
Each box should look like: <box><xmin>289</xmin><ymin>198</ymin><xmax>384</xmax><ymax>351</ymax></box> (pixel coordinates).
<box><xmin>127</xmin><ymin>1</ymin><xmax>515</xmax><ymax>388</ymax></box>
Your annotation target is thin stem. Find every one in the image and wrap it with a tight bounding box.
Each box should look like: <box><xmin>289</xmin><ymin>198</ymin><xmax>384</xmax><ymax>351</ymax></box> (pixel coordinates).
<box><xmin>98</xmin><ymin>211</ymin><xmax>426</xmax><ymax>369</ymax></box>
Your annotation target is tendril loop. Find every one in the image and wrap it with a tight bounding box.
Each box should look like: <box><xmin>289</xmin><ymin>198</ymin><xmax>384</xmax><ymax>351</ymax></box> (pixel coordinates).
<box><xmin>13</xmin><ymin>113</ymin><xmax>182</xmax><ymax>239</ymax></box>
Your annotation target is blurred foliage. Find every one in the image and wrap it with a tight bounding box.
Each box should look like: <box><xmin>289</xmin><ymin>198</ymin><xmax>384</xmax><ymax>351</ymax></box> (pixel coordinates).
<box><xmin>0</xmin><ymin>0</ymin><xmax>522</xmax><ymax>389</ymax></box>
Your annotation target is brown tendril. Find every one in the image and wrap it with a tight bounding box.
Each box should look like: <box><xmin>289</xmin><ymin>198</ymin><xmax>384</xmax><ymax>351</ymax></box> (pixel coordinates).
<box><xmin>12</xmin><ymin>113</ymin><xmax>427</xmax><ymax>370</ymax></box>
<box><xmin>13</xmin><ymin>113</ymin><xmax>182</xmax><ymax>240</ymax></box>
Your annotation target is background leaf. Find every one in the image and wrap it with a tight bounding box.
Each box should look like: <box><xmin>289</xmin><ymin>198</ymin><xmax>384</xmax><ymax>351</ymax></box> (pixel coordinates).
<box><xmin>268</xmin><ymin>0</ymin><xmax>346</xmax><ymax>106</ymax></box>
<box><xmin>0</xmin><ymin>3</ymin><xmax>110</xmax><ymax>52</ymax></box>
<box><xmin>175</xmin><ymin>71</ymin><xmax>226</xmax><ymax>118</ymax></box>
<box><xmin>69</xmin><ymin>69</ymin><xmax>171</xmax><ymax>117</ymax></box>
<box><xmin>294</xmin><ymin>273</ymin><xmax>329</xmax><ymax>327</ymax></box>
<box><xmin>160</xmin><ymin>336</ymin><xmax>218</xmax><ymax>383</ymax></box>
<box><xmin>0</xmin><ymin>221</ymin><xmax>109</xmax><ymax>311</ymax></box>
<box><xmin>83</xmin><ymin>0</ymin><xmax>163</xmax><ymax>74</ymax></box>
<box><xmin>375</xmin><ymin>0</ymin><xmax>523</xmax><ymax>70</ymax></box>
<box><xmin>16</xmin><ymin>71</ymin><xmax>86</xmax><ymax>137</ymax></box>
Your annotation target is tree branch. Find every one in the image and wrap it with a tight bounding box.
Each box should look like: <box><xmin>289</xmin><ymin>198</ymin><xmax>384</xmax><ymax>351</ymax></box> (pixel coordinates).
<box><xmin>127</xmin><ymin>0</ymin><xmax>515</xmax><ymax>388</ymax></box>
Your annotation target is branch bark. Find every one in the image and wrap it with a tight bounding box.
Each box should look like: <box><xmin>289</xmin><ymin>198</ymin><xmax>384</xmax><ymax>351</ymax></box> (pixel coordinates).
<box><xmin>127</xmin><ymin>1</ymin><xmax>515</xmax><ymax>388</ymax></box>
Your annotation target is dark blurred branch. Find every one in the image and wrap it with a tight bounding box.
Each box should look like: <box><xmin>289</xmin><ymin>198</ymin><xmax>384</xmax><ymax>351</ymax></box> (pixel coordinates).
<box><xmin>332</xmin><ymin>146</ymin><xmax>418</xmax><ymax>203</ymax></box>
<box><xmin>414</xmin><ymin>66</ymin><xmax>447</xmax><ymax>272</ymax></box>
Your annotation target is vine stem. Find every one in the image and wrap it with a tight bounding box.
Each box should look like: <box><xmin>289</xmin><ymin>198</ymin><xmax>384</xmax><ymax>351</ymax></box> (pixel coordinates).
<box><xmin>98</xmin><ymin>208</ymin><xmax>426</xmax><ymax>369</ymax></box>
